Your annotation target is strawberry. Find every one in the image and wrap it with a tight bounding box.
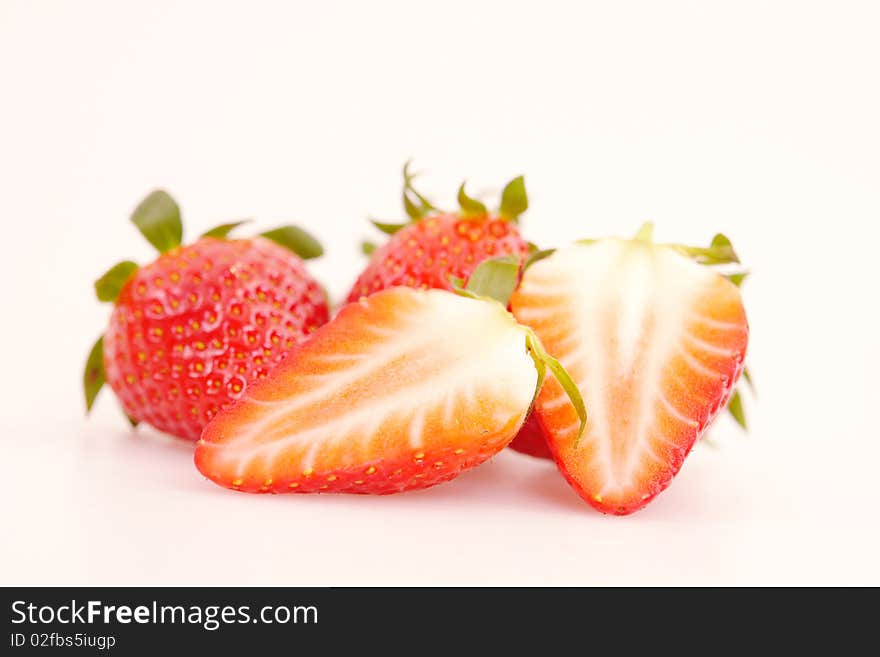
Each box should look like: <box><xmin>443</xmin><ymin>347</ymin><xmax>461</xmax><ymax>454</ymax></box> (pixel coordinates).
<box><xmin>510</xmin><ymin>225</ymin><xmax>749</xmax><ymax>514</ymax></box>
<box><xmin>508</xmin><ymin>413</ymin><xmax>554</xmax><ymax>460</ymax></box>
<box><xmin>349</xmin><ymin>163</ymin><xmax>547</xmax><ymax>453</ymax></box>
<box><xmin>346</xmin><ymin>163</ymin><xmax>531</xmax><ymax>301</ymax></box>
<box><xmin>84</xmin><ymin>190</ymin><xmax>329</xmax><ymax>441</ymax></box>
<box><xmin>195</xmin><ymin>259</ymin><xmax>585</xmax><ymax>494</ymax></box>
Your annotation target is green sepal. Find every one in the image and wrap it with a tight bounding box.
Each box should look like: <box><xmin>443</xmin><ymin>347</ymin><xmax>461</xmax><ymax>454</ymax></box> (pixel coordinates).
<box><xmin>370</xmin><ymin>219</ymin><xmax>408</xmax><ymax>235</ymax></box>
<box><xmin>727</xmin><ymin>271</ymin><xmax>749</xmax><ymax>287</ymax></box>
<box><xmin>457</xmin><ymin>182</ymin><xmax>488</xmax><ymax>216</ymax></box>
<box><xmin>464</xmin><ymin>255</ymin><xmax>520</xmax><ymax>306</ymax></box>
<box><xmin>125</xmin><ymin>412</ymin><xmax>140</xmax><ymax>428</ymax></box>
<box><xmin>84</xmin><ymin>336</ymin><xmax>106</xmax><ymax>413</ymax></box>
<box><xmin>634</xmin><ymin>221</ymin><xmax>655</xmax><ymax>242</ymax></box>
<box><xmin>742</xmin><ymin>365</ymin><xmax>755</xmax><ymax>394</ymax></box>
<box><xmin>130</xmin><ymin>190</ymin><xmax>183</xmax><ymax>253</ymax></box>
<box><xmin>402</xmin><ymin>161</ymin><xmax>435</xmax><ymax>221</ymax></box>
<box><xmin>361</xmin><ymin>241</ymin><xmax>377</xmax><ymax>256</ymax></box>
<box><xmin>201</xmin><ymin>220</ymin><xmax>252</xmax><ymax>239</ymax></box>
<box><xmin>727</xmin><ymin>389</ymin><xmax>747</xmax><ymax>430</ymax></box>
<box><xmin>499</xmin><ymin>175</ymin><xmax>528</xmax><ymax>222</ymax></box>
<box><xmin>676</xmin><ymin>232</ymin><xmax>740</xmax><ymax>265</ymax></box>
<box><xmin>523</xmin><ymin>248</ymin><xmax>555</xmax><ymax>272</ymax></box>
<box><xmin>524</xmin><ymin>329</ymin><xmax>587</xmax><ymax>446</ymax></box>
<box><xmin>94</xmin><ymin>260</ymin><xmax>139</xmax><ymax>303</ymax></box>
<box><xmin>260</xmin><ymin>225</ymin><xmax>323</xmax><ymax>259</ymax></box>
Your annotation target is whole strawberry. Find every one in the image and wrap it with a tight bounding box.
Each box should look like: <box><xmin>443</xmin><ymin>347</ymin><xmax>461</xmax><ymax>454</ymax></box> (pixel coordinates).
<box><xmin>84</xmin><ymin>190</ymin><xmax>329</xmax><ymax>440</ymax></box>
<box><xmin>346</xmin><ymin>163</ymin><xmax>531</xmax><ymax>301</ymax></box>
<box><xmin>508</xmin><ymin>414</ymin><xmax>554</xmax><ymax>460</ymax></box>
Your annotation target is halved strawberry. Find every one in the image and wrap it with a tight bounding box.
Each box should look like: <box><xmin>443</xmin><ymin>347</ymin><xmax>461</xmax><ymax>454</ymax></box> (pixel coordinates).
<box><xmin>195</xmin><ymin>264</ymin><xmax>585</xmax><ymax>495</ymax></box>
<box><xmin>510</xmin><ymin>225</ymin><xmax>749</xmax><ymax>514</ymax></box>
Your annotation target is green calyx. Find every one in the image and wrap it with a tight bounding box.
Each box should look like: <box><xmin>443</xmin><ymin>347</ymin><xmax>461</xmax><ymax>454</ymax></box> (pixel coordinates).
<box><xmin>499</xmin><ymin>175</ymin><xmax>528</xmax><ymax>222</ymax></box>
<box><xmin>94</xmin><ymin>260</ymin><xmax>139</xmax><ymax>303</ymax></box>
<box><xmin>82</xmin><ymin>334</ymin><xmax>140</xmax><ymax>427</ymax></box>
<box><xmin>131</xmin><ymin>190</ymin><xmax>183</xmax><ymax>253</ymax></box>
<box><xmin>459</xmin><ymin>255</ymin><xmax>520</xmax><ymax>305</ymax></box>
<box><xmin>201</xmin><ymin>218</ymin><xmax>324</xmax><ymax>260</ymax></box>
<box><xmin>450</xmin><ymin>257</ymin><xmax>586</xmax><ymax>445</ymax></box>
<box><xmin>457</xmin><ymin>182</ymin><xmax>488</xmax><ymax>217</ymax></box>
<box><xmin>363</xmin><ymin>162</ymin><xmax>529</xmax><ymax>250</ymax></box>
<box><xmin>83</xmin><ymin>336</ymin><xmax>105</xmax><ymax>412</ymax></box>
<box><xmin>200</xmin><ymin>219</ymin><xmax>252</xmax><ymax>239</ymax></box>
<box><xmin>259</xmin><ymin>226</ymin><xmax>324</xmax><ymax>260</ymax></box>
<box><xmin>403</xmin><ymin>160</ymin><xmax>436</xmax><ymax>221</ymax></box>
<box><xmin>523</xmin><ymin>247</ymin><xmax>555</xmax><ymax>272</ymax></box>
<box><xmin>129</xmin><ymin>189</ymin><xmax>324</xmax><ymax>260</ymax></box>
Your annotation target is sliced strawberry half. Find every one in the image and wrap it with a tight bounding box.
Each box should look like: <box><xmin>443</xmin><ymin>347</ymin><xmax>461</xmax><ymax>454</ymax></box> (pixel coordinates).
<box><xmin>511</xmin><ymin>227</ymin><xmax>749</xmax><ymax>514</ymax></box>
<box><xmin>195</xmin><ymin>276</ymin><xmax>585</xmax><ymax>495</ymax></box>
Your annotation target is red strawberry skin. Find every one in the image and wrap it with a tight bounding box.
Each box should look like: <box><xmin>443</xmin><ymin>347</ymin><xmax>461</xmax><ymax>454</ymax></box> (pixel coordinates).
<box><xmin>508</xmin><ymin>413</ymin><xmax>553</xmax><ymax>460</ymax></box>
<box><xmin>346</xmin><ymin>214</ymin><xmax>529</xmax><ymax>301</ymax></box>
<box><xmin>103</xmin><ymin>237</ymin><xmax>328</xmax><ymax>440</ymax></box>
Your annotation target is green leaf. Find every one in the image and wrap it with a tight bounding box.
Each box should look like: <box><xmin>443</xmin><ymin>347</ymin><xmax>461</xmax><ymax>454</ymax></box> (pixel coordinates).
<box><xmin>402</xmin><ymin>160</ymin><xmax>435</xmax><ymax>220</ymax></box>
<box><xmin>742</xmin><ymin>365</ymin><xmax>755</xmax><ymax>394</ymax></box>
<box><xmin>634</xmin><ymin>222</ymin><xmax>655</xmax><ymax>242</ymax></box>
<box><xmin>523</xmin><ymin>248</ymin><xmax>555</xmax><ymax>271</ymax></box>
<box><xmin>527</xmin><ymin>241</ymin><xmax>540</xmax><ymax>253</ymax></box>
<box><xmin>727</xmin><ymin>271</ymin><xmax>750</xmax><ymax>287</ymax></box>
<box><xmin>130</xmin><ymin>189</ymin><xmax>183</xmax><ymax>253</ymax></box>
<box><xmin>711</xmin><ymin>233</ymin><xmax>733</xmax><ymax>249</ymax></box>
<box><xmin>727</xmin><ymin>389</ymin><xmax>747</xmax><ymax>430</ymax></box>
<box><xmin>465</xmin><ymin>255</ymin><xmax>520</xmax><ymax>306</ymax></box>
<box><xmin>361</xmin><ymin>241</ymin><xmax>377</xmax><ymax>256</ymax></box>
<box><xmin>201</xmin><ymin>219</ymin><xmax>251</xmax><ymax>239</ymax></box>
<box><xmin>94</xmin><ymin>260</ymin><xmax>139</xmax><ymax>303</ymax></box>
<box><xmin>448</xmin><ymin>275</ymin><xmax>466</xmax><ymax>290</ymax></box>
<box><xmin>370</xmin><ymin>219</ymin><xmax>408</xmax><ymax>235</ymax></box>
<box><xmin>260</xmin><ymin>226</ymin><xmax>323</xmax><ymax>259</ymax></box>
<box><xmin>667</xmin><ymin>232</ymin><xmax>742</xmax><ymax>265</ymax></box>
<box><xmin>457</xmin><ymin>182</ymin><xmax>488</xmax><ymax>216</ymax></box>
<box><xmin>84</xmin><ymin>336</ymin><xmax>105</xmax><ymax>412</ymax></box>
<box><xmin>403</xmin><ymin>193</ymin><xmax>425</xmax><ymax>221</ymax></box>
<box><xmin>676</xmin><ymin>244</ymin><xmax>740</xmax><ymax>265</ymax></box>
<box><xmin>524</xmin><ymin>329</ymin><xmax>587</xmax><ymax>446</ymax></box>
<box><xmin>499</xmin><ymin>175</ymin><xmax>528</xmax><ymax>222</ymax></box>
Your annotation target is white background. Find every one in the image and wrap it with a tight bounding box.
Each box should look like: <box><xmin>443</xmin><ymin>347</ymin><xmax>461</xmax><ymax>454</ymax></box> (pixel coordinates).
<box><xmin>1</xmin><ymin>0</ymin><xmax>878</xmax><ymax>585</ymax></box>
